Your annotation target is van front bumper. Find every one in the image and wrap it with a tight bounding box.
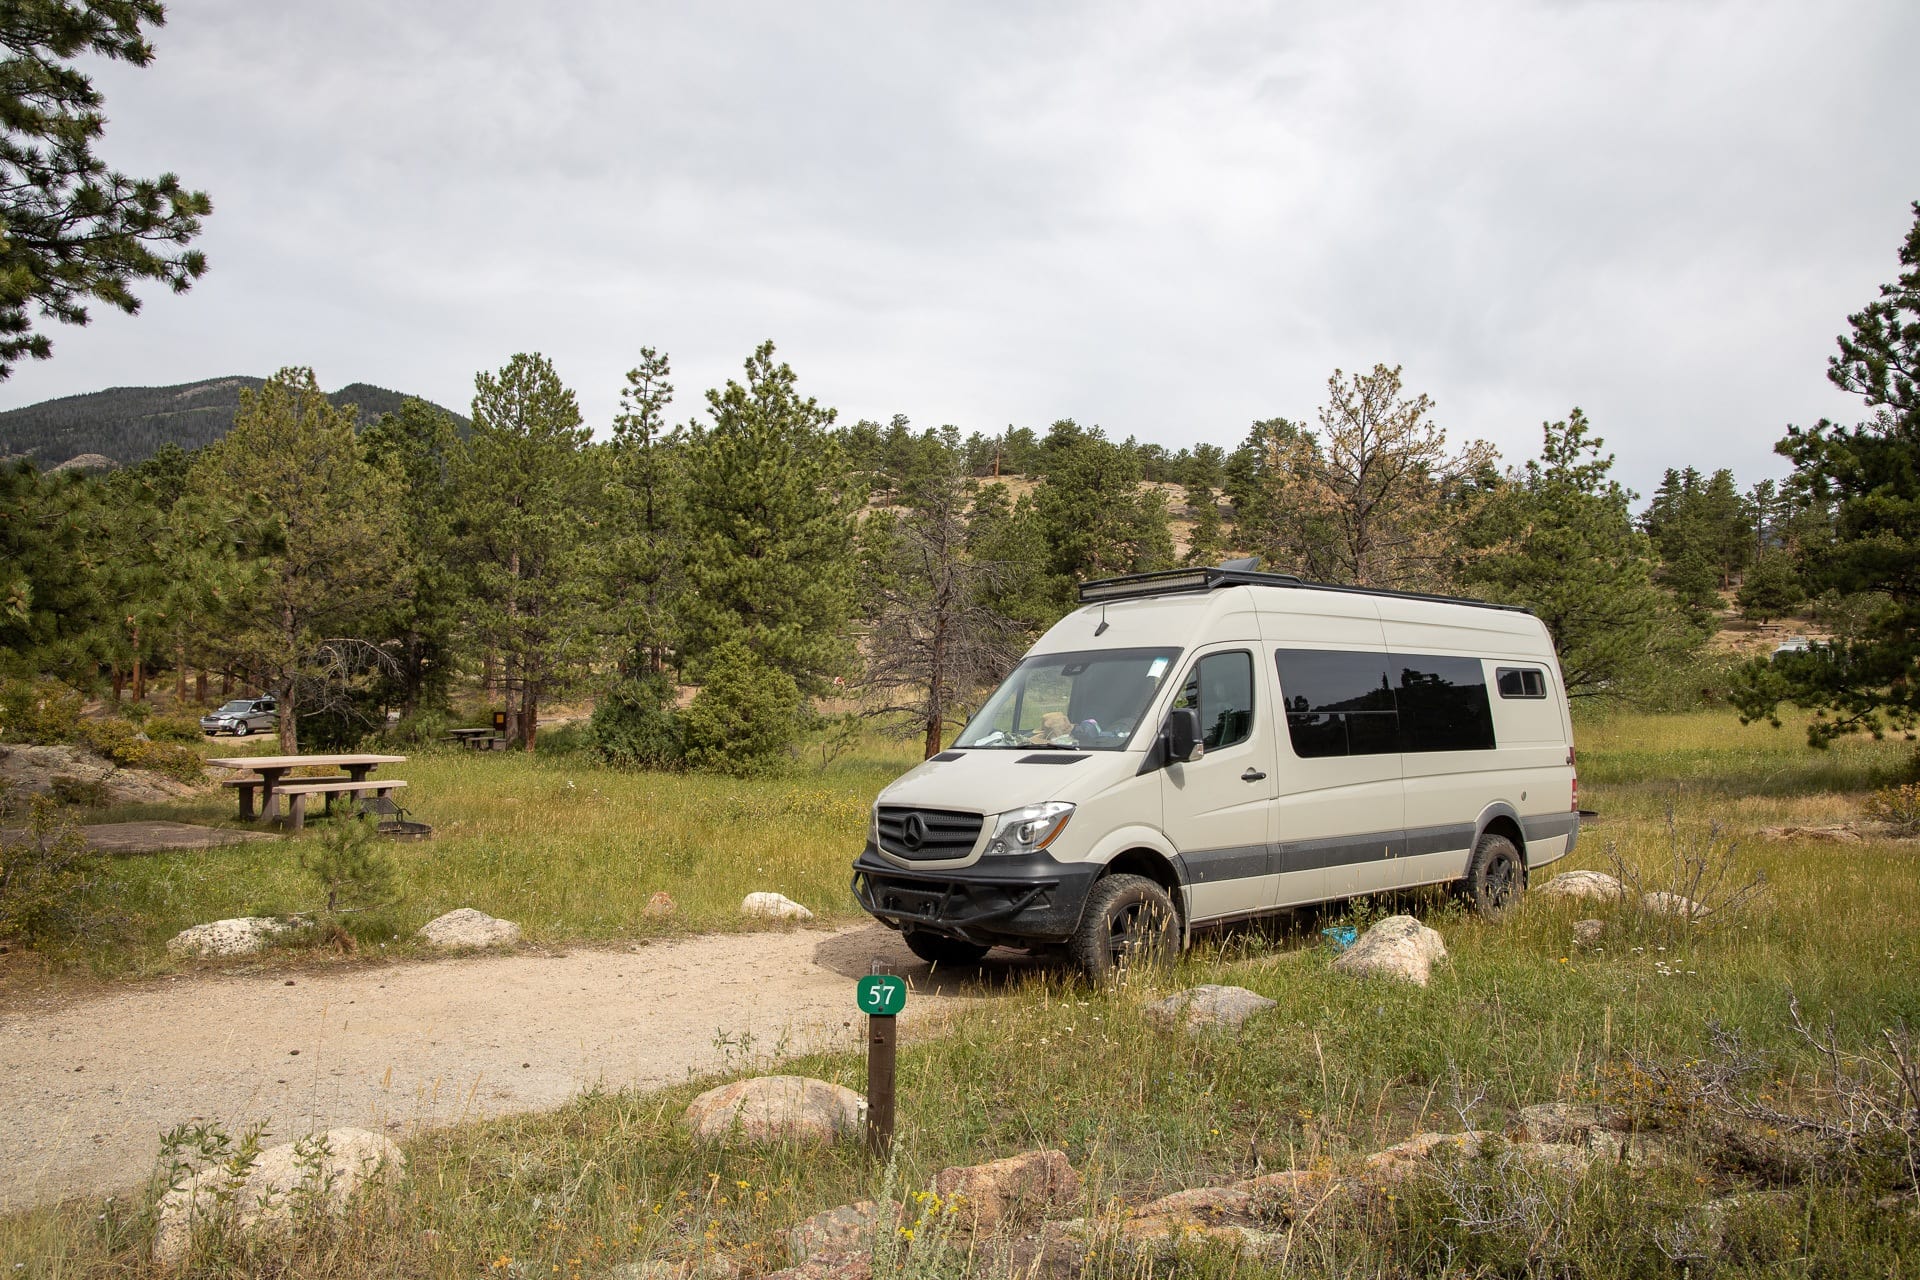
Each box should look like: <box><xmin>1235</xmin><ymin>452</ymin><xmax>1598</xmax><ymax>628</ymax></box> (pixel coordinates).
<box><xmin>851</xmin><ymin>845</ymin><xmax>1100</xmax><ymax>948</ymax></box>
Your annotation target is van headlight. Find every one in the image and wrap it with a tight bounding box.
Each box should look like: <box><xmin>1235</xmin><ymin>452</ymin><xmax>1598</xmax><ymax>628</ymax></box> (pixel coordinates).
<box><xmin>986</xmin><ymin>802</ymin><xmax>1075</xmax><ymax>856</ymax></box>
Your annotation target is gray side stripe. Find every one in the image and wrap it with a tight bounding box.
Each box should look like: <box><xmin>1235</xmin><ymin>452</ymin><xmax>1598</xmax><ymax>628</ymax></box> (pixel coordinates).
<box><xmin>1182</xmin><ymin>822</ymin><xmax>1480</xmax><ymax>880</ymax></box>
<box><xmin>1182</xmin><ymin>844</ymin><xmax>1271</xmax><ymax>884</ymax></box>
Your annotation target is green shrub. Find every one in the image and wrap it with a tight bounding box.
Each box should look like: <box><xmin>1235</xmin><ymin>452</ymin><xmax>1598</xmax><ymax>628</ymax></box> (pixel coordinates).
<box><xmin>0</xmin><ymin>677</ymin><xmax>84</xmax><ymax>743</ymax></box>
<box><xmin>48</xmin><ymin>775</ymin><xmax>109</xmax><ymax>807</ymax></box>
<box><xmin>298</xmin><ymin>813</ymin><xmax>399</xmax><ymax>915</ymax></box>
<box><xmin>682</xmin><ymin>642</ymin><xmax>803</xmax><ymax>777</ymax></box>
<box><xmin>142</xmin><ymin>712</ymin><xmax>205</xmax><ymax>744</ymax></box>
<box><xmin>588</xmin><ymin>672</ymin><xmax>684</xmax><ymax>769</ymax></box>
<box><xmin>0</xmin><ymin>796</ymin><xmax>115</xmax><ymax>946</ymax></box>
<box><xmin>72</xmin><ymin>719</ymin><xmax>204</xmax><ymax>782</ymax></box>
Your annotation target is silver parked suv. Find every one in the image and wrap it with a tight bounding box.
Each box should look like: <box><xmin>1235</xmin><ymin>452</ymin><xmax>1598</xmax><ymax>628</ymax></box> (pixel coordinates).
<box><xmin>200</xmin><ymin>697</ymin><xmax>278</xmax><ymax>737</ymax></box>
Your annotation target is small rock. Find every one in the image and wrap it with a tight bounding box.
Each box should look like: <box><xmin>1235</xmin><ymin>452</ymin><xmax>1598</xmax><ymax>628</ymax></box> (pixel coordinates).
<box><xmin>1571</xmin><ymin>918</ymin><xmax>1606</xmax><ymax>947</ymax></box>
<box><xmin>1537</xmin><ymin>870</ymin><xmax>1627</xmax><ymax>903</ymax></box>
<box><xmin>741</xmin><ymin>892</ymin><xmax>814</xmax><ymax>922</ymax></box>
<box><xmin>1361</xmin><ymin>1131</ymin><xmax>1489</xmax><ymax>1185</ymax></box>
<box><xmin>1130</xmin><ymin>1184</ymin><xmax>1253</xmax><ymax>1220</ymax></box>
<box><xmin>416</xmin><ymin>907</ymin><xmax>521</xmax><ymax>949</ymax></box>
<box><xmin>1755</xmin><ymin>824</ymin><xmax>1864</xmax><ymax>844</ymax></box>
<box><xmin>1641</xmin><ymin>890</ymin><xmax>1709</xmax><ymax>921</ymax></box>
<box><xmin>1507</xmin><ymin>1102</ymin><xmax>1618</xmax><ymax>1145</ymax></box>
<box><xmin>758</xmin><ymin>1255</ymin><xmax>871</xmax><ymax>1280</ymax></box>
<box><xmin>152</xmin><ymin>1127</ymin><xmax>403</xmax><ymax>1266</ymax></box>
<box><xmin>644</xmin><ymin>891</ymin><xmax>677</xmax><ymax>918</ymax></box>
<box><xmin>610</xmin><ymin>1257</ymin><xmax>744</xmax><ymax>1280</ymax></box>
<box><xmin>931</xmin><ymin>1148</ymin><xmax>1081</xmax><ymax>1234</ymax></box>
<box><xmin>785</xmin><ymin>1200</ymin><xmax>889</xmax><ymax>1261</ymax></box>
<box><xmin>166</xmin><ymin>917</ymin><xmax>295</xmax><ymax>958</ymax></box>
<box><xmin>1145</xmin><ymin>985</ymin><xmax>1277</xmax><ymax>1033</ymax></box>
<box><xmin>1331</xmin><ymin>915</ymin><xmax>1447</xmax><ymax>986</ymax></box>
<box><xmin>682</xmin><ymin>1075</ymin><xmax>861</xmax><ymax>1145</ymax></box>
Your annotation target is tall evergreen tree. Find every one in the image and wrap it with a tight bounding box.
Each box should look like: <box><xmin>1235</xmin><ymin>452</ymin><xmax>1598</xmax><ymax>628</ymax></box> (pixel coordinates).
<box><xmin>1031</xmin><ymin>420</ymin><xmax>1173</xmax><ymax>602</ymax></box>
<box><xmin>189</xmin><ymin>368</ymin><xmax>405</xmax><ymax>752</ymax></box>
<box><xmin>1734</xmin><ymin>203</ymin><xmax>1920</xmax><ymax>744</ymax></box>
<box><xmin>361</xmin><ymin>398</ymin><xmax>464</xmax><ymax>716</ymax></box>
<box><xmin>1462</xmin><ymin>410</ymin><xmax>1689</xmax><ymax>695</ymax></box>
<box><xmin>679</xmin><ymin>341</ymin><xmax>859</xmax><ymax>693</ymax></box>
<box><xmin>600</xmin><ymin>347</ymin><xmax>683</xmax><ymax>676</ymax></box>
<box><xmin>457</xmin><ymin>353</ymin><xmax>594</xmax><ymax>751</ymax></box>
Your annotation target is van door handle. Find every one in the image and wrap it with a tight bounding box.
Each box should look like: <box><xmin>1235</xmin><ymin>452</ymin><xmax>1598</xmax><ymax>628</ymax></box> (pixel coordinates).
<box><xmin>1241</xmin><ymin>768</ymin><xmax>1267</xmax><ymax>782</ymax></box>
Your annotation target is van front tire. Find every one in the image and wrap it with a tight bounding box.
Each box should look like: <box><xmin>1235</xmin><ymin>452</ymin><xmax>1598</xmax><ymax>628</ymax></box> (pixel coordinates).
<box><xmin>1463</xmin><ymin>832</ymin><xmax>1524</xmax><ymax>918</ymax></box>
<box><xmin>1070</xmin><ymin>873</ymin><xmax>1178</xmax><ymax>978</ymax></box>
<box><xmin>901</xmin><ymin>929</ymin><xmax>990</xmax><ymax>967</ymax></box>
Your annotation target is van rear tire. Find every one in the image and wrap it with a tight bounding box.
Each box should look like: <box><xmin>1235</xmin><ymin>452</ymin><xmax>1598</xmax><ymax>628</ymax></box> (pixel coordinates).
<box><xmin>901</xmin><ymin>929</ymin><xmax>989</xmax><ymax>966</ymax></box>
<box><xmin>1463</xmin><ymin>832</ymin><xmax>1524</xmax><ymax>918</ymax></box>
<box><xmin>1069</xmin><ymin>873</ymin><xmax>1178</xmax><ymax>979</ymax></box>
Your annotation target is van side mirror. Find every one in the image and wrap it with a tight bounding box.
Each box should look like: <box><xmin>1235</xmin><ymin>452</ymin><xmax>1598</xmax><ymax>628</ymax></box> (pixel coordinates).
<box><xmin>1164</xmin><ymin>708</ymin><xmax>1204</xmax><ymax>765</ymax></box>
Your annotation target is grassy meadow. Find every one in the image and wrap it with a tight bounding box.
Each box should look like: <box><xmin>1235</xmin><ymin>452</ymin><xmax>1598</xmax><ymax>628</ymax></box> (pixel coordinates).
<box><xmin>6</xmin><ymin>708</ymin><xmax>1920</xmax><ymax>1276</ymax></box>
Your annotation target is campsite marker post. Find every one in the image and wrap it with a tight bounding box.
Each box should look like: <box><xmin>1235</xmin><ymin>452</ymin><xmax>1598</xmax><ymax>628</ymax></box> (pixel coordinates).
<box><xmin>857</xmin><ymin>972</ymin><xmax>906</xmax><ymax>1157</ymax></box>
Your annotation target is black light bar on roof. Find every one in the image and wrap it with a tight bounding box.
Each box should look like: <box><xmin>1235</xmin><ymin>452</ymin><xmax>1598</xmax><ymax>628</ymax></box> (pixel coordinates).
<box><xmin>1076</xmin><ymin>566</ymin><xmax>1534</xmax><ymax>614</ymax></box>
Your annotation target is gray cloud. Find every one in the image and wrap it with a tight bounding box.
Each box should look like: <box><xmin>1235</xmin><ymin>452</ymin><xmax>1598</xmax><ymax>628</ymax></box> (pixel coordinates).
<box><xmin>6</xmin><ymin>0</ymin><xmax>1915</xmax><ymax>496</ymax></box>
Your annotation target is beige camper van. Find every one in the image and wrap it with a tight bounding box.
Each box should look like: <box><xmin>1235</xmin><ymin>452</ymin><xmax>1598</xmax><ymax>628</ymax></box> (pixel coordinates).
<box><xmin>852</xmin><ymin>567</ymin><xmax>1578</xmax><ymax>976</ymax></box>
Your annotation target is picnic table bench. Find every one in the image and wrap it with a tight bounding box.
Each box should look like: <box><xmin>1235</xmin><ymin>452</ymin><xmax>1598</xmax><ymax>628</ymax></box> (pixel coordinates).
<box><xmin>444</xmin><ymin>727</ymin><xmax>505</xmax><ymax>750</ymax></box>
<box><xmin>208</xmin><ymin>754</ymin><xmax>408</xmax><ymax>829</ymax></box>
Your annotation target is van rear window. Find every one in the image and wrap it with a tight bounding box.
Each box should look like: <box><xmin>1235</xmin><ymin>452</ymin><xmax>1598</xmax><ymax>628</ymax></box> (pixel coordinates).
<box><xmin>1275</xmin><ymin>649</ymin><xmax>1497</xmax><ymax>757</ymax></box>
<box><xmin>1496</xmin><ymin>667</ymin><xmax>1548</xmax><ymax>699</ymax></box>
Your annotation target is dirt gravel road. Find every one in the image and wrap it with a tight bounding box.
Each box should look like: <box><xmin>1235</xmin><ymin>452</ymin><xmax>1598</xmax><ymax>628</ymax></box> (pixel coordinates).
<box><xmin>1</xmin><ymin>924</ymin><xmax>1006</xmax><ymax>1211</ymax></box>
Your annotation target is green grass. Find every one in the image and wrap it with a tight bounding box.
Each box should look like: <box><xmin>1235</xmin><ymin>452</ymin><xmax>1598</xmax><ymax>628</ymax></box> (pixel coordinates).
<box><xmin>8</xmin><ymin>708</ymin><xmax>1920</xmax><ymax>1276</ymax></box>
<box><xmin>29</xmin><ymin>732</ymin><xmax>923</xmax><ymax>978</ymax></box>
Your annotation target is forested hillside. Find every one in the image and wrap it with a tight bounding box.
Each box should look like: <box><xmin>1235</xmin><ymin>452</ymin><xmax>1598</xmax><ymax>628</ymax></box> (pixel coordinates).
<box><xmin>0</xmin><ymin>377</ymin><xmax>468</xmax><ymax>467</ymax></box>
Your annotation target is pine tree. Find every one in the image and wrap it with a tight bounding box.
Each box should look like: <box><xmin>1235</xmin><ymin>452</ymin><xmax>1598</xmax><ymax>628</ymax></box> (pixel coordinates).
<box><xmin>679</xmin><ymin>342</ymin><xmax>859</xmax><ymax>695</ymax></box>
<box><xmin>0</xmin><ymin>1</ymin><xmax>212</xmax><ymax>379</ymax></box>
<box><xmin>189</xmin><ymin>368</ymin><xmax>406</xmax><ymax>752</ymax></box>
<box><xmin>1181</xmin><ymin>481</ymin><xmax>1224</xmax><ymax>566</ymax></box>
<box><xmin>361</xmin><ymin>399</ymin><xmax>464</xmax><ymax>716</ymax></box>
<box><xmin>1734</xmin><ymin>204</ymin><xmax>1920</xmax><ymax>743</ymax></box>
<box><xmin>1463</xmin><ymin>410</ymin><xmax>1692</xmax><ymax>695</ymax></box>
<box><xmin>1737</xmin><ymin>552</ymin><xmax>1804</xmax><ymax>624</ymax></box>
<box><xmin>457</xmin><ymin>353</ymin><xmax>594</xmax><ymax>751</ymax></box>
<box><xmin>600</xmin><ymin>347</ymin><xmax>683</xmax><ymax>676</ymax></box>
<box><xmin>1032</xmin><ymin>420</ymin><xmax>1173</xmax><ymax>603</ymax></box>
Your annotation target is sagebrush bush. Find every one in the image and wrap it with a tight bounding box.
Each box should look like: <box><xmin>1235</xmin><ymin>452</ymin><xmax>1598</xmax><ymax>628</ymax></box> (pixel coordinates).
<box><xmin>0</xmin><ymin>796</ymin><xmax>115</xmax><ymax>946</ymax></box>
<box><xmin>48</xmin><ymin>775</ymin><xmax>109</xmax><ymax>807</ymax></box>
<box><xmin>72</xmin><ymin>718</ymin><xmax>203</xmax><ymax>781</ymax></box>
<box><xmin>142</xmin><ymin>712</ymin><xmax>206</xmax><ymax>744</ymax></box>
<box><xmin>1864</xmin><ymin>782</ymin><xmax>1920</xmax><ymax>836</ymax></box>
<box><xmin>0</xmin><ymin>676</ymin><xmax>84</xmax><ymax>743</ymax></box>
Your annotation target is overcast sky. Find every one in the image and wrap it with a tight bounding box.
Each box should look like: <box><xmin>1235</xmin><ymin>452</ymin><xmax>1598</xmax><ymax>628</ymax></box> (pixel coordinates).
<box><xmin>6</xmin><ymin>0</ymin><xmax>1917</xmax><ymax>497</ymax></box>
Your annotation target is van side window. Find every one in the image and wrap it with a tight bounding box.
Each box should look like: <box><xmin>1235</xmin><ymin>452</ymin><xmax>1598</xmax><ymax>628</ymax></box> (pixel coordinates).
<box><xmin>1274</xmin><ymin>650</ymin><xmax>1397</xmax><ymax>758</ymax></box>
<box><xmin>1174</xmin><ymin>652</ymin><xmax>1255</xmax><ymax>751</ymax></box>
<box><xmin>1495</xmin><ymin>666</ymin><xmax>1547</xmax><ymax>699</ymax></box>
<box><xmin>1395</xmin><ymin>656</ymin><xmax>1495</xmax><ymax>751</ymax></box>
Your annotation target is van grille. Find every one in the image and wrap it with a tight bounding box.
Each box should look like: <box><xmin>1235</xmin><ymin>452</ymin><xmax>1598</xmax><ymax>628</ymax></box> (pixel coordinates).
<box><xmin>876</xmin><ymin>806</ymin><xmax>982</xmax><ymax>861</ymax></box>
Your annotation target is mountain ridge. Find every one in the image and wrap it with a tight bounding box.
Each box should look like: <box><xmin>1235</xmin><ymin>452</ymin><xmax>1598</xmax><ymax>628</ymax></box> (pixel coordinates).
<box><xmin>0</xmin><ymin>376</ymin><xmax>471</xmax><ymax>467</ymax></box>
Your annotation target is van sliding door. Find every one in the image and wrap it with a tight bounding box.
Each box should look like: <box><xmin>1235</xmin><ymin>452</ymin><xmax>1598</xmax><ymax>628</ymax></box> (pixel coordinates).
<box><xmin>1268</xmin><ymin>646</ymin><xmax>1406</xmax><ymax>906</ymax></box>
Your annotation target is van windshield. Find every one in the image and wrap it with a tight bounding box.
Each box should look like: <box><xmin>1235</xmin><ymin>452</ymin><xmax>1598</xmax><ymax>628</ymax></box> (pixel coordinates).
<box><xmin>954</xmin><ymin>647</ymin><xmax>1182</xmax><ymax>752</ymax></box>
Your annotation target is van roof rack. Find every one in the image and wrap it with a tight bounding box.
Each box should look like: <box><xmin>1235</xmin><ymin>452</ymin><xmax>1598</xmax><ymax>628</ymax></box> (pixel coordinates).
<box><xmin>1077</xmin><ymin>566</ymin><xmax>1533</xmax><ymax>614</ymax></box>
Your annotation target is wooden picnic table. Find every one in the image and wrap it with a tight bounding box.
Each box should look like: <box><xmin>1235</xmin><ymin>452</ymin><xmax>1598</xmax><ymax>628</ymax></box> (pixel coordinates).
<box><xmin>444</xmin><ymin>727</ymin><xmax>504</xmax><ymax>750</ymax></box>
<box><xmin>207</xmin><ymin>754</ymin><xmax>407</xmax><ymax>823</ymax></box>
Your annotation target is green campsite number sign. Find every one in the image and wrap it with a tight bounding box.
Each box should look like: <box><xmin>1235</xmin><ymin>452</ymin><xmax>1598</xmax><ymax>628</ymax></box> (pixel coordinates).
<box><xmin>856</xmin><ymin>974</ymin><xmax>907</xmax><ymax>1016</ymax></box>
